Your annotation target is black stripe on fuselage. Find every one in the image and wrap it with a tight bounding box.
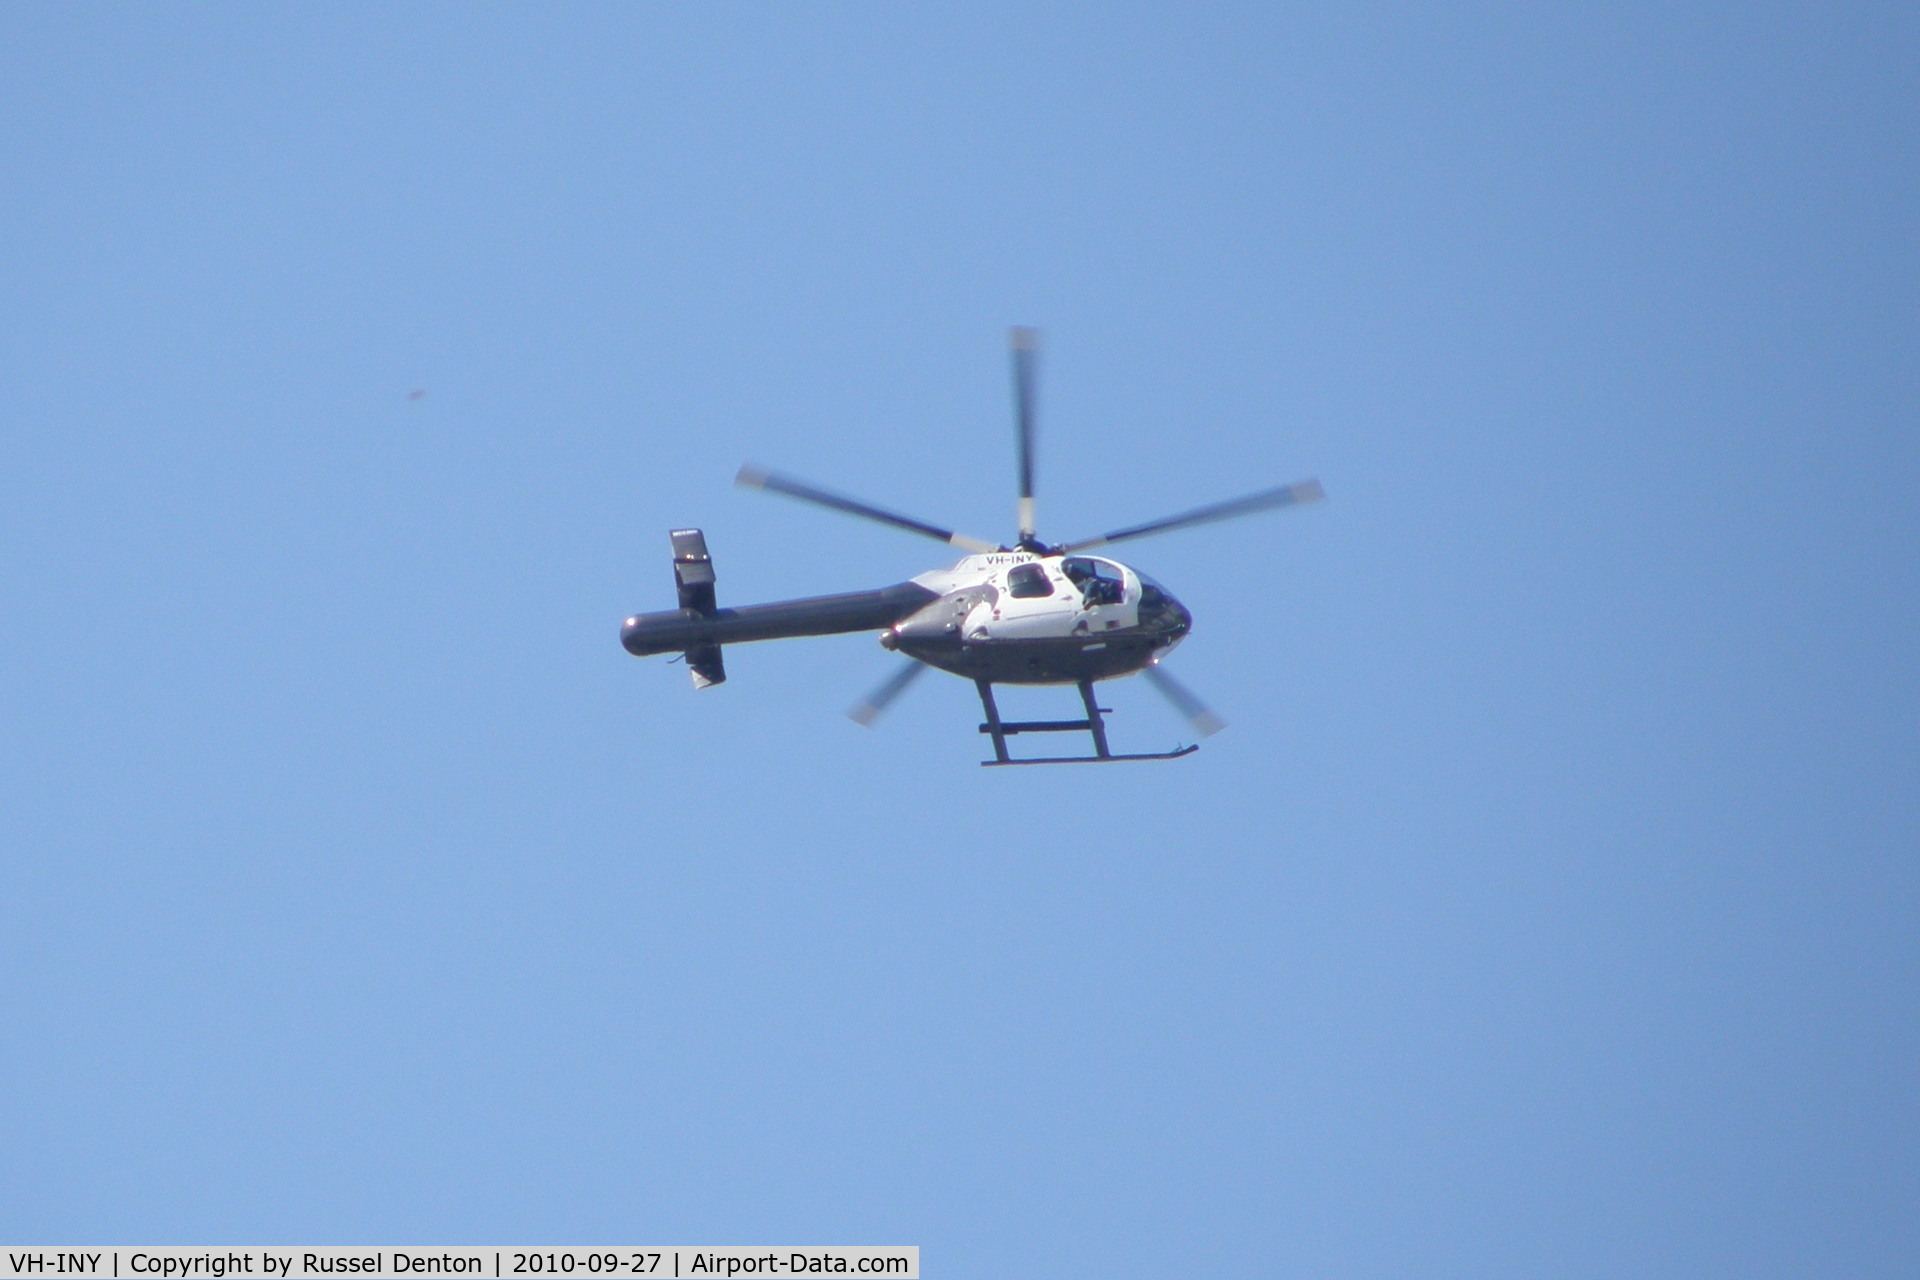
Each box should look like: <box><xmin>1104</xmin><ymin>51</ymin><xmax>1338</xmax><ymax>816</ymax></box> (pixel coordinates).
<box><xmin>621</xmin><ymin>582</ymin><xmax>940</xmax><ymax>656</ymax></box>
<box><xmin>893</xmin><ymin>632</ymin><xmax>1169</xmax><ymax>685</ymax></box>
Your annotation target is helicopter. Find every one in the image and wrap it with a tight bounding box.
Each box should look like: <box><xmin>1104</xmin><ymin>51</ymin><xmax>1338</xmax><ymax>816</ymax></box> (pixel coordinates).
<box><xmin>620</xmin><ymin>327</ymin><xmax>1324</xmax><ymax>765</ymax></box>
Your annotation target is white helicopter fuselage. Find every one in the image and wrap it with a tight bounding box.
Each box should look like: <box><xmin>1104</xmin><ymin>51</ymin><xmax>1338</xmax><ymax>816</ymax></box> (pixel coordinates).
<box><xmin>912</xmin><ymin>552</ymin><xmax>1137</xmax><ymax>635</ymax></box>
<box><xmin>886</xmin><ymin>550</ymin><xmax>1192</xmax><ymax>685</ymax></box>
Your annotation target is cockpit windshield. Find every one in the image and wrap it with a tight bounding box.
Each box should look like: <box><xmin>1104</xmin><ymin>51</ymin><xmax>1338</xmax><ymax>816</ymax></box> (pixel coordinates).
<box><xmin>1134</xmin><ymin>570</ymin><xmax>1189</xmax><ymax>637</ymax></box>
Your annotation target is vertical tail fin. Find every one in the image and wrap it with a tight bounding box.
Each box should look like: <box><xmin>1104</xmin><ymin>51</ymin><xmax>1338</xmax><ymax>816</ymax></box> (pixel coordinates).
<box><xmin>671</xmin><ymin>529</ymin><xmax>726</xmax><ymax>688</ymax></box>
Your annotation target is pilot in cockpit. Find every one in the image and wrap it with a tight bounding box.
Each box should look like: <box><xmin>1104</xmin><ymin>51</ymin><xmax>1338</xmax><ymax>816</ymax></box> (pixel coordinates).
<box><xmin>1061</xmin><ymin>556</ymin><xmax>1124</xmax><ymax>608</ymax></box>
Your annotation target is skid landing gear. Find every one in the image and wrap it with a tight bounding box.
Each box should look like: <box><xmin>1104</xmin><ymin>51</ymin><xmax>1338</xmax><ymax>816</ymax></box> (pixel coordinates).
<box><xmin>974</xmin><ymin>678</ymin><xmax>1200</xmax><ymax>766</ymax></box>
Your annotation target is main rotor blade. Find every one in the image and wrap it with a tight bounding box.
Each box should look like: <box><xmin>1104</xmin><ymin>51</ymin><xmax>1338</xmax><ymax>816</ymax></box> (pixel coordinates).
<box><xmin>737</xmin><ymin>464</ymin><xmax>997</xmax><ymax>553</ymax></box>
<box><xmin>848</xmin><ymin>660</ymin><xmax>928</xmax><ymax>727</ymax></box>
<box><xmin>1059</xmin><ymin>478</ymin><xmax>1325</xmax><ymax>552</ymax></box>
<box><xmin>1142</xmin><ymin>660</ymin><xmax>1226</xmax><ymax>738</ymax></box>
<box><xmin>1011</xmin><ymin>327</ymin><xmax>1040</xmax><ymax>541</ymax></box>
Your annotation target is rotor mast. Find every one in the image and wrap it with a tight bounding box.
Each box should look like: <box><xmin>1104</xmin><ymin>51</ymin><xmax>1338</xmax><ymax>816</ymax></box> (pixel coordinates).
<box><xmin>1011</xmin><ymin>326</ymin><xmax>1043</xmax><ymax>550</ymax></box>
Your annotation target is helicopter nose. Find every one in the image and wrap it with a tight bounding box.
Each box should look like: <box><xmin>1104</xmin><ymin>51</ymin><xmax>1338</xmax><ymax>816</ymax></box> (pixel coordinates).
<box><xmin>1164</xmin><ymin>595</ymin><xmax>1193</xmax><ymax>642</ymax></box>
<box><xmin>1138</xmin><ymin>581</ymin><xmax>1193</xmax><ymax>647</ymax></box>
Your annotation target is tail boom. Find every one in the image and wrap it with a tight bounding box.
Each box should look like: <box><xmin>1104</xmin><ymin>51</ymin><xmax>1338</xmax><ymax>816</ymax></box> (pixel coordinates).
<box><xmin>622</xmin><ymin>582</ymin><xmax>940</xmax><ymax>657</ymax></box>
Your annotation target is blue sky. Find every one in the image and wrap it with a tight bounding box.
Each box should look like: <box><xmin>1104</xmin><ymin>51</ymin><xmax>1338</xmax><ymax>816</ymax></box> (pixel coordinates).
<box><xmin>2</xmin><ymin>3</ymin><xmax>1915</xmax><ymax>1274</ymax></box>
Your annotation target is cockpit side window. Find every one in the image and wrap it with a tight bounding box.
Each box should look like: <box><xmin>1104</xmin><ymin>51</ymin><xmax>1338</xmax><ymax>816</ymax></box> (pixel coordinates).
<box><xmin>1006</xmin><ymin>563</ymin><xmax>1055</xmax><ymax>599</ymax></box>
<box><xmin>1061</xmin><ymin>556</ymin><xmax>1125</xmax><ymax>607</ymax></box>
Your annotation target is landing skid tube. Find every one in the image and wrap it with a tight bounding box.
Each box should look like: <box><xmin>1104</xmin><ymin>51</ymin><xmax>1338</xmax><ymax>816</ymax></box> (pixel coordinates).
<box><xmin>975</xmin><ymin>679</ymin><xmax>1199</xmax><ymax>766</ymax></box>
